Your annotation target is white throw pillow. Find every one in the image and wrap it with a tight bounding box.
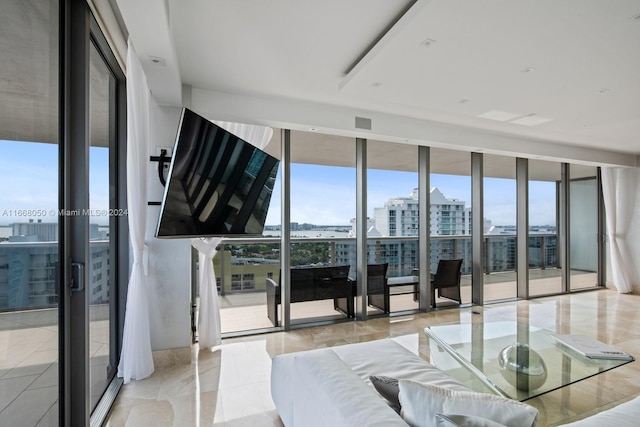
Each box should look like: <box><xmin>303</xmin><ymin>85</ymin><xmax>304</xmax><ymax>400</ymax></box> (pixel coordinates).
<box><xmin>398</xmin><ymin>380</ymin><xmax>538</xmax><ymax>427</ymax></box>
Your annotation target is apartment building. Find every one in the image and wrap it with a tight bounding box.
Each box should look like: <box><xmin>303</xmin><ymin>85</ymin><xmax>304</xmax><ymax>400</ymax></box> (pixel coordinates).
<box><xmin>0</xmin><ymin>221</ymin><xmax>110</xmax><ymax>310</ymax></box>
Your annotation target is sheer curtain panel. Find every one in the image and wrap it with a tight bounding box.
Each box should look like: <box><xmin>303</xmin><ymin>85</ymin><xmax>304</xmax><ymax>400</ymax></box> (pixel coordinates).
<box><xmin>601</xmin><ymin>167</ymin><xmax>638</xmax><ymax>293</ymax></box>
<box><xmin>117</xmin><ymin>38</ymin><xmax>154</xmax><ymax>383</ymax></box>
<box><xmin>214</xmin><ymin>120</ymin><xmax>273</xmax><ymax>150</ymax></box>
<box><xmin>191</xmin><ymin>237</ymin><xmax>223</xmax><ymax>349</ymax></box>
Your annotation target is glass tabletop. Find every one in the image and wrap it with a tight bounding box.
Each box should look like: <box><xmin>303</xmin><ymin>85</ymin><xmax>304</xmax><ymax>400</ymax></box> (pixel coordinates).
<box><xmin>424</xmin><ymin>321</ymin><xmax>634</xmax><ymax>401</ymax></box>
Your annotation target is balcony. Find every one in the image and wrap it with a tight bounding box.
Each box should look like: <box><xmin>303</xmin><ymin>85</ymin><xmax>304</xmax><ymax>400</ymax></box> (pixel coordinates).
<box><xmin>205</xmin><ymin>233</ymin><xmax>596</xmax><ymax>334</ymax></box>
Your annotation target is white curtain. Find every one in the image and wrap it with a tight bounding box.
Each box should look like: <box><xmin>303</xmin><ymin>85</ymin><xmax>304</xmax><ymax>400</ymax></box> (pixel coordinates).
<box><xmin>190</xmin><ymin>237</ymin><xmax>223</xmax><ymax>349</ymax></box>
<box><xmin>601</xmin><ymin>167</ymin><xmax>638</xmax><ymax>293</ymax></box>
<box><xmin>117</xmin><ymin>38</ymin><xmax>154</xmax><ymax>383</ymax></box>
<box><xmin>214</xmin><ymin>120</ymin><xmax>273</xmax><ymax>150</ymax></box>
<box><xmin>191</xmin><ymin>122</ymin><xmax>273</xmax><ymax>350</ymax></box>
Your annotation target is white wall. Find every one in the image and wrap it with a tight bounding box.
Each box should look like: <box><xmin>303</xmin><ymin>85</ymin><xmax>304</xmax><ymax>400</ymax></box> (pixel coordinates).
<box><xmin>144</xmin><ymin>102</ymin><xmax>192</xmax><ymax>351</ymax></box>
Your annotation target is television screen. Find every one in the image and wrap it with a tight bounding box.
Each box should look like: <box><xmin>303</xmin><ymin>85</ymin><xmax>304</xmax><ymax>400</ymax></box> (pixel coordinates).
<box><xmin>155</xmin><ymin>108</ymin><xmax>279</xmax><ymax>238</ymax></box>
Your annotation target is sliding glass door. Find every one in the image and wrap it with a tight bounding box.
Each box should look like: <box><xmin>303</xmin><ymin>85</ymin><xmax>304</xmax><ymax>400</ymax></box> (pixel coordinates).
<box><xmin>569</xmin><ymin>165</ymin><xmax>600</xmax><ymax>290</ymax></box>
<box><xmin>89</xmin><ymin>36</ymin><xmax>121</xmax><ymax>414</ymax></box>
<box><xmin>0</xmin><ymin>1</ymin><xmax>126</xmax><ymax>425</ymax></box>
<box><xmin>0</xmin><ymin>1</ymin><xmax>61</xmax><ymax>425</ymax></box>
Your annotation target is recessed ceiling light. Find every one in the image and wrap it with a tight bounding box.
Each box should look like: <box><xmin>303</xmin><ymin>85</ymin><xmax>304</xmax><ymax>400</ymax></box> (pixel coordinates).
<box><xmin>477</xmin><ymin>110</ymin><xmax>522</xmax><ymax>122</ymax></box>
<box><xmin>371</xmin><ymin>81</ymin><xmax>383</xmax><ymax>87</ymax></box>
<box><xmin>511</xmin><ymin>115</ymin><xmax>553</xmax><ymax>126</ymax></box>
<box><xmin>420</xmin><ymin>38</ymin><xmax>437</xmax><ymax>47</ymax></box>
<box><xmin>520</xmin><ymin>67</ymin><xmax>535</xmax><ymax>73</ymax></box>
<box><xmin>308</xmin><ymin>127</ymin><xmax>318</xmax><ymax>132</ymax></box>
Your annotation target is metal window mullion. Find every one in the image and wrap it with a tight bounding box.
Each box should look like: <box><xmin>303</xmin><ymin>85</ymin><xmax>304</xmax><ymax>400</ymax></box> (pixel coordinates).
<box><xmin>471</xmin><ymin>152</ymin><xmax>484</xmax><ymax>305</ymax></box>
<box><xmin>418</xmin><ymin>146</ymin><xmax>431</xmax><ymax>311</ymax></box>
<box><xmin>281</xmin><ymin>130</ymin><xmax>291</xmax><ymax>330</ymax></box>
<box><xmin>516</xmin><ymin>158</ymin><xmax>529</xmax><ymax>298</ymax></box>
<box><xmin>356</xmin><ymin>138</ymin><xmax>367</xmax><ymax>320</ymax></box>
<box><xmin>597</xmin><ymin>167</ymin><xmax>605</xmax><ymax>287</ymax></box>
<box><xmin>190</xmin><ymin>246</ymin><xmax>198</xmax><ymax>343</ymax></box>
<box><xmin>560</xmin><ymin>163</ymin><xmax>570</xmax><ymax>292</ymax></box>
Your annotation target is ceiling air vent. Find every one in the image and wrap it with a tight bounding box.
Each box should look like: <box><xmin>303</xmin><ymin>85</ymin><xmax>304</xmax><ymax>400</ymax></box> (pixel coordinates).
<box><xmin>355</xmin><ymin>117</ymin><xmax>372</xmax><ymax>130</ymax></box>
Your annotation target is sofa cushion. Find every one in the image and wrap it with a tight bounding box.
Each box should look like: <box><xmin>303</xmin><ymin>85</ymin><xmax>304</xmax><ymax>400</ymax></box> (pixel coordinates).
<box><xmin>293</xmin><ymin>349</ymin><xmax>407</xmax><ymax>426</ymax></box>
<box><xmin>272</xmin><ymin>339</ymin><xmax>472</xmax><ymax>427</ymax></box>
<box><xmin>332</xmin><ymin>339</ymin><xmax>469</xmax><ymax>392</ymax></box>
<box><xmin>398</xmin><ymin>379</ymin><xmax>538</xmax><ymax>427</ymax></box>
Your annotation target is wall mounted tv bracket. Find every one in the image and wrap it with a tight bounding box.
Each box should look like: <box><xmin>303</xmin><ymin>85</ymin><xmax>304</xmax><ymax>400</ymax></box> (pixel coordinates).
<box><xmin>148</xmin><ymin>149</ymin><xmax>172</xmax><ymax>206</ymax></box>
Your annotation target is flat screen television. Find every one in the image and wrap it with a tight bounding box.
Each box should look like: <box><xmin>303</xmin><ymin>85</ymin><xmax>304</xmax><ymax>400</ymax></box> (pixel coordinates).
<box><xmin>155</xmin><ymin>108</ymin><xmax>279</xmax><ymax>238</ymax></box>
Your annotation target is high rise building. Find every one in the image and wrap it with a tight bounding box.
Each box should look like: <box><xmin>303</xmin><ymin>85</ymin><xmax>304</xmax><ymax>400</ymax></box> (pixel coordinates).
<box><xmin>373</xmin><ymin>188</ymin><xmax>471</xmax><ymax>237</ymax></box>
<box><xmin>336</xmin><ymin>187</ymin><xmax>559</xmax><ymax>278</ymax></box>
<box><xmin>12</xmin><ymin>219</ymin><xmax>58</xmax><ymax>242</ymax></box>
<box><xmin>0</xmin><ymin>221</ymin><xmax>110</xmax><ymax>310</ymax></box>
<box><xmin>338</xmin><ymin>187</ymin><xmax>470</xmax><ymax>276</ymax></box>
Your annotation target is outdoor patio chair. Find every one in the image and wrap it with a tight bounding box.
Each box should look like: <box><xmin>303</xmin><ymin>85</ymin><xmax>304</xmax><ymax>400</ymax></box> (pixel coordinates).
<box><xmin>431</xmin><ymin>258</ymin><xmax>463</xmax><ymax>307</ymax></box>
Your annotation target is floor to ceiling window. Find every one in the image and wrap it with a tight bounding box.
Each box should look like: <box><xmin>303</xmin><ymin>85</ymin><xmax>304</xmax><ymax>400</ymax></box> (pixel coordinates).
<box><xmin>289</xmin><ymin>131</ymin><xmax>355</xmax><ymax>326</ymax></box>
<box><xmin>208</xmin><ymin>132</ymin><xmax>607</xmax><ymax>334</ymax></box>
<box><xmin>483</xmin><ymin>154</ymin><xmax>517</xmax><ymax>303</ymax></box>
<box><xmin>528</xmin><ymin>159</ymin><xmax>562</xmax><ymax>296</ymax></box>
<box><xmin>430</xmin><ymin>148</ymin><xmax>472</xmax><ymax>306</ymax></box>
<box><xmin>367</xmin><ymin>140</ymin><xmax>419</xmax><ymax>313</ymax></box>
<box><xmin>569</xmin><ymin>165</ymin><xmax>600</xmax><ymax>290</ymax></box>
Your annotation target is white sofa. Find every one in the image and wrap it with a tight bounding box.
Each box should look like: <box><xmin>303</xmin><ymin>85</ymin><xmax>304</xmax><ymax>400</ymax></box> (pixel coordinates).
<box><xmin>270</xmin><ymin>339</ymin><xmax>640</xmax><ymax>427</ymax></box>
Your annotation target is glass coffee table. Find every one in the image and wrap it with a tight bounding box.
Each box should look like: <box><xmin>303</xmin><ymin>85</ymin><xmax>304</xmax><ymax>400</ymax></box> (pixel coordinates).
<box><xmin>424</xmin><ymin>321</ymin><xmax>634</xmax><ymax>401</ymax></box>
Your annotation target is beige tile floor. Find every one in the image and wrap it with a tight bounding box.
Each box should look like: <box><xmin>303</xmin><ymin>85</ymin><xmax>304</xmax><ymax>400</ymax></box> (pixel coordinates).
<box><xmin>0</xmin><ymin>304</ymin><xmax>111</xmax><ymax>427</ymax></box>
<box><xmin>106</xmin><ymin>288</ymin><xmax>640</xmax><ymax>426</ymax></box>
<box><xmin>0</xmin><ymin>271</ymin><xmax>606</xmax><ymax>426</ymax></box>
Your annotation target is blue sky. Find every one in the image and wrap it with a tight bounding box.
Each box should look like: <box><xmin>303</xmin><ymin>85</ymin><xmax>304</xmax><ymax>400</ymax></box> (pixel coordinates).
<box><xmin>1</xmin><ymin>140</ymin><xmax>557</xmax><ymax>229</ymax></box>
<box><xmin>265</xmin><ymin>164</ymin><xmax>557</xmax><ymax>226</ymax></box>
<box><xmin>0</xmin><ymin>140</ymin><xmax>110</xmax><ymax>226</ymax></box>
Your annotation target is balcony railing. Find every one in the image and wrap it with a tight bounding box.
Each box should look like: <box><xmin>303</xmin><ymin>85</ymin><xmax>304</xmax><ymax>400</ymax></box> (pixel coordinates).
<box><xmin>212</xmin><ymin>234</ymin><xmax>558</xmax><ymax>295</ymax></box>
<box><xmin>0</xmin><ymin>240</ymin><xmax>109</xmax><ymax>312</ymax></box>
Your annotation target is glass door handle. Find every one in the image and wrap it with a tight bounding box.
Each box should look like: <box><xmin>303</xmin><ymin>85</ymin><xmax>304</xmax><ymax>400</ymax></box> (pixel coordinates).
<box><xmin>70</xmin><ymin>261</ymin><xmax>85</xmax><ymax>293</ymax></box>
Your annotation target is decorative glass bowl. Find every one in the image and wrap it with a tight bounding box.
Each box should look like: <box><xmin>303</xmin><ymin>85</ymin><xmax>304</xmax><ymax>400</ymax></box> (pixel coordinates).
<box><xmin>498</xmin><ymin>342</ymin><xmax>547</xmax><ymax>391</ymax></box>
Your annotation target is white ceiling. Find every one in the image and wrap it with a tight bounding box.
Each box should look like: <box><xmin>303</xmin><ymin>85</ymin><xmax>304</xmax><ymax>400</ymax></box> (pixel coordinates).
<box><xmin>115</xmin><ymin>0</ymin><xmax>640</xmax><ymax>168</ymax></box>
